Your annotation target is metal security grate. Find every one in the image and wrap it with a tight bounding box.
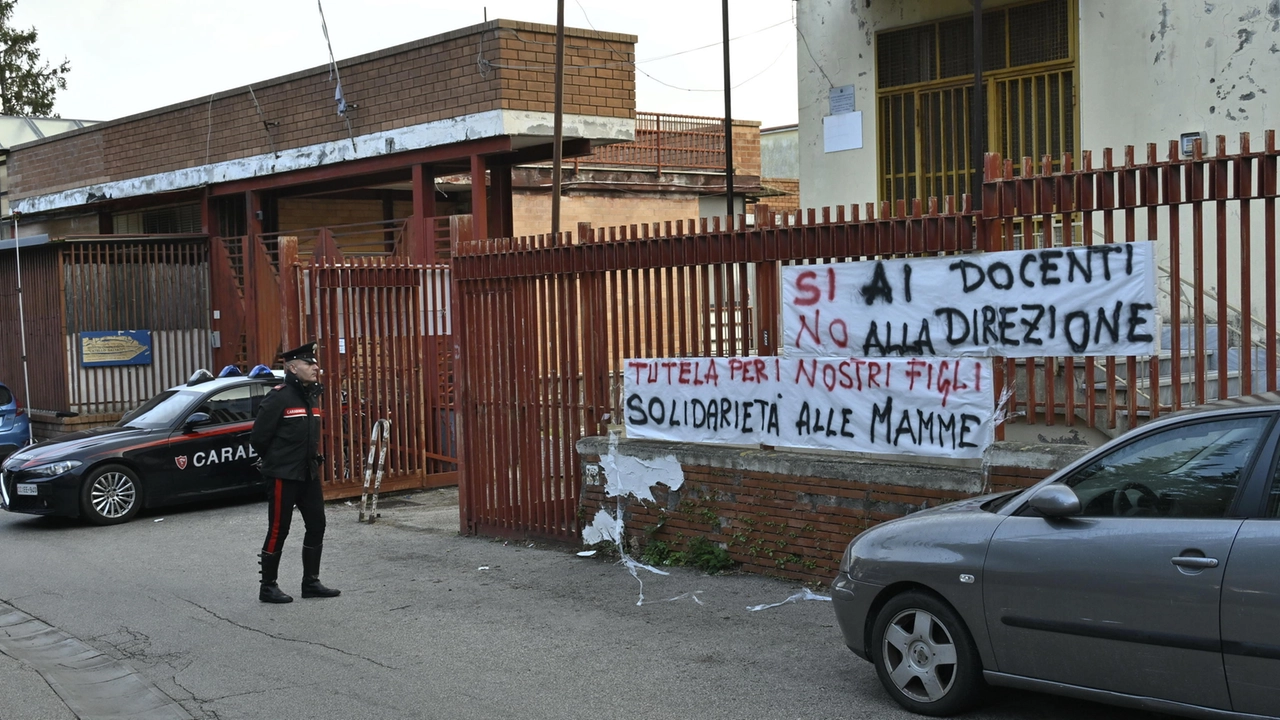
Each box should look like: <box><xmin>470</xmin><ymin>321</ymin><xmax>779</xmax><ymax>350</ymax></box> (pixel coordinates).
<box><xmin>938</xmin><ymin>14</ymin><xmax>1007</xmax><ymax>79</ymax></box>
<box><xmin>877</xmin><ymin>25</ymin><xmax>935</xmax><ymax>89</ymax></box>
<box><xmin>876</xmin><ymin>0</ymin><xmax>1076</xmax><ymax>206</ymax></box>
<box><xmin>880</xmin><ymin>0</ymin><xmax>1062</xmax><ymax>89</ymax></box>
<box><xmin>1009</xmin><ymin>0</ymin><xmax>1070</xmax><ymax>67</ymax></box>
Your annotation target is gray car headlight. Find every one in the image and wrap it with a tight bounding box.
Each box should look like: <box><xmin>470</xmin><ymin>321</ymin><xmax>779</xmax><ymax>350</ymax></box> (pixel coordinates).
<box><xmin>27</xmin><ymin>460</ymin><xmax>81</xmax><ymax>477</ymax></box>
<box><xmin>839</xmin><ymin>540</ymin><xmax>859</xmax><ymax>574</ymax></box>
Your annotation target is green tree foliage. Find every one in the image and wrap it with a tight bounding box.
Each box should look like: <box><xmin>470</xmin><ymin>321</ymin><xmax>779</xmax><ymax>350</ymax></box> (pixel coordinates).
<box><xmin>0</xmin><ymin>0</ymin><xmax>69</xmax><ymax>117</ymax></box>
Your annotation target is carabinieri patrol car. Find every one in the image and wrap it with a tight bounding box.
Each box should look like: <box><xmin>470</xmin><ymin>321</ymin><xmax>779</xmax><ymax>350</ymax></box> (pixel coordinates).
<box><xmin>0</xmin><ymin>366</ymin><xmax>283</xmax><ymax>525</ymax></box>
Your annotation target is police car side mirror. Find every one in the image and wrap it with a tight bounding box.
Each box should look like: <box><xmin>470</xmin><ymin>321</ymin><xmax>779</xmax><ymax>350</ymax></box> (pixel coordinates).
<box><xmin>184</xmin><ymin>412</ymin><xmax>213</xmax><ymax>432</ymax></box>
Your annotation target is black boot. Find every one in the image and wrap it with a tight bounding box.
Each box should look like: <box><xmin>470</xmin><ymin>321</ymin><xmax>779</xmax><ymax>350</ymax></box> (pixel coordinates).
<box><xmin>259</xmin><ymin>551</ymin><xmax>293</xmax><ymax>604</ymax></box>
<box><xmin>301</xmin><ymin>544</ymin><xmax>340</xmax><ymax>598</ymax></box>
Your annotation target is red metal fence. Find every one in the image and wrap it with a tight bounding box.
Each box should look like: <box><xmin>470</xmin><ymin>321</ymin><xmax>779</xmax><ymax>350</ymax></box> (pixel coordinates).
<box><xmin>1</xmin><ymin>237</ymin><xmax>211</xmax><ymax>416</ymax></box>
<box><xmin>588</xmin><ymin>112</ymin><xmax>727</xmax><ymax>172</ymax></box>
<box><xmin>452</xmin><ymin>131</ymin><xmax>1279</xmax><ymax>540</ymax></box>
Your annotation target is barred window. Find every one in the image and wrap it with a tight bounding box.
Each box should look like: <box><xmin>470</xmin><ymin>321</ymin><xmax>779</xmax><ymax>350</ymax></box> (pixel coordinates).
<box><xmin>876</xmin><ymin>0</ymin><xmax>1076</xmax><ymax>206</ymax></box>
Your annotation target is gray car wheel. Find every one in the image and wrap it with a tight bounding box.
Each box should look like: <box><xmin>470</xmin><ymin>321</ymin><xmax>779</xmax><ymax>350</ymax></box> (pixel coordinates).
<box><xmin>80</xmin><ymin>464</ymin><xmax>142</xmax><ymax>525</ymax></box>
<box><xmin>871</xmin><ymin>590</ymin><xmax>983</xmax><ymax>716</ymax></box>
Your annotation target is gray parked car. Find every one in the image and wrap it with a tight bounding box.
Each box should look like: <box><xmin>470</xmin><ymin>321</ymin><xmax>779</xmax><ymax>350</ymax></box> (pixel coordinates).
<box><xmin>831</xmin><ymin>392</ymin><xmax>1280</xmax><ymax>718</ymax></box>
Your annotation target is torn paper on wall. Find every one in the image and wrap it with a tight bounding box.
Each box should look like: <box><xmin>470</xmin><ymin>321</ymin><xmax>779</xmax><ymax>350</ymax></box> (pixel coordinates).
<box><xmin>598</xmin><ymin>447</ymin><xmax>685</xmax><ymax>501</ymax></box>
<box><xmin>581</xmin><ymin>433</ymin><xmax>689</xmax><ymax>605</ymax></box>
<box><xmin>582</xmin><ymin>508</ymin><xmax>623</xmax><ymax>546</ymax></box>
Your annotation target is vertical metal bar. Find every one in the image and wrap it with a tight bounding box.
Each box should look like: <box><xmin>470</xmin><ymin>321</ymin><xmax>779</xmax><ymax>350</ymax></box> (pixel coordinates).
<box><xmin>1081</xmin><ymin>151</ymin><xmax>1097</xmax><ymax>428</ymax></box>
<box><xmin>1238</xmin><ymin>133</ymin><xmax>1253</xmax><ymax>396</ymax></box>
<box><xmin>1101</xmin><ymin>148</ymin><xmax>1117</xmax><ymax>428</ymax></box>
<box><xmin>1122</xmin><ymin>146</ymin><xmax>1138</xmax><ymax>426</ymax></box>
<box><xmin>551</xmin><ymin>0</ymin><xmax>565</xmax><ymax>238</ymax></box>
<box><xmin>1019</xmin><ymin>158</ymin><xmax>1036</xmax><ymax>425</ymax></box>
<box><xmin>1144</xmin><ymin>144</ymin><xmax>1162</xmax><ymax>419</ymax></box>
<box><xmin>722</xmin><ymin>0</ymin><xmax>735</xmax><ymax>217</ymax></box>
<box><xmin>1214</xmin><ymin>136</ymin><xmax>1229</xmax><ymax>401</ymax></box>
<box><xmin>1060</xmin><ymin>152</ymin><xmax>1076</xmax><ymax>424</ymax></box>
<box><xmin>1166</xmin><ymin>141</ymin><xmax>1184</xmax><ymax>410</ymax></box>
<box><xmin>1191</xmin><ymin>137</ymin><xmax>1207</xmax><ymax>406</ymax></box>
<box><xmin>1265</xmin><ymin>130</ymin><xmax>1278</xmax><ymax>392</ymax></box>
<box><xmin>1038</xmin><ymin>157</ymin><xmax>1055</xmax><ymax>424</ymax></box>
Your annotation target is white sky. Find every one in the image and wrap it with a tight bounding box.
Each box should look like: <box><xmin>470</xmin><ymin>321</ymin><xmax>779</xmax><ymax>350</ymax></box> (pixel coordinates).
<box><xmin>18</xmin><ymin>0</ymin><xmax>800</xmax><ymax>128</ymax></box>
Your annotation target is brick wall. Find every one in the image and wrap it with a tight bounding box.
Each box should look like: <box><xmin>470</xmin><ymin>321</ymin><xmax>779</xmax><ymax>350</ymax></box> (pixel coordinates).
<box><xmin>730</xmin><ymin>120</ymin><xmax>761</xmax><ymax>177</ymax></box>
<box><xmin>984</xmin><ymin>465</ymin><xmax>1054</xmax><ymax>493</ymax></box>
<box><xmin>579</xmin><ymin>439</ymin><xmax>1086</xmax><ymax>585</ymax></box>
<box><xmin>10</xmin><ymin>20</ymin><xmax>636</xmax><ymax>201</ymax></box>
<box><xmin>758</xmin><ymin>178</ymin><xmax>799</xmax><ymax>215</ymax></box>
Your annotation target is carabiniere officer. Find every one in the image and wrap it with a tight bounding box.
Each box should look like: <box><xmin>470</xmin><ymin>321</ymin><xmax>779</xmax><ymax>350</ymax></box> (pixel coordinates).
<box><xmin>250</xmin><ymin>341</ymin><xmax>340</xmax><ymax>603</ymax></box>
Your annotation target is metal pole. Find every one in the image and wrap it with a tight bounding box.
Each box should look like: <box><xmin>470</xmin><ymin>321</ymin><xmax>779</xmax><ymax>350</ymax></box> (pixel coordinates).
<box><xmin>551</xmin><ymin>0</ymin><xmax>566</xmax><ymax>240</ymax></box>
<box><xmin>971</xmin><ymin>0</ymin><xmax>985</xmax><ymax>210</ymax></box>
<box><xmin>722</xmin><ymin>0</ymin><xmax>735</xmax><ymax>222</ymax></box>
<box><xmin>12</xmin><ymin>214</ymin><xmax>30</xmax><ymax>420</ymax></box>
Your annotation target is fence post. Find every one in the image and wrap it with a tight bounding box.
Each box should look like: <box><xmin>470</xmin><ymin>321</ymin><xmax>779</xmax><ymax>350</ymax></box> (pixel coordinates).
<box><xmin>278</xmin><ymin>235</ymin><xmax>300</xmax><ymax>352</ymax></box>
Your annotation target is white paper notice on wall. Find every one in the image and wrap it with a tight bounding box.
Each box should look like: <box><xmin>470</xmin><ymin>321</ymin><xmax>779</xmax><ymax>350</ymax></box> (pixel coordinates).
<box><xmin>823</xmin><ymin>111</ymin><xmax>863</xmax><ymax>153</ymax></box>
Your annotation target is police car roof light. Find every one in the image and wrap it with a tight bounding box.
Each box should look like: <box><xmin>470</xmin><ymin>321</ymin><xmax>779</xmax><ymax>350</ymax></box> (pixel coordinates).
<box><xmin>248</xmin><ymin>364</ymin><xmax>275</xmax><ymax>378</ymax></box>
<box><xmin>218</xmin><ymin>365</ymin><xmax>243</xmax><ymax>377</ymax></box>
<box><xmin>186</xmin><ymin>369</ymin><xmax>215</xmax><ymax>386</ymax></box>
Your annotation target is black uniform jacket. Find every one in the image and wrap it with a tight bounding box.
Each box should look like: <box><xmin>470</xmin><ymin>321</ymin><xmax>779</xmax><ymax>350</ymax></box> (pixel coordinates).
<box><xmin>250</xmin><ymin>374</ymin><xmax>323</xmax><ymax>481</ymax></box>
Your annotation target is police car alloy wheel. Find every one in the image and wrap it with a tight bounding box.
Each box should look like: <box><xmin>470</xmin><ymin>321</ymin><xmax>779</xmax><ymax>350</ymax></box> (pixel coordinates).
<box><xmin>80</xmin><ymin>464</ymin><xmax>142</xmax><ymax>525</ymax></box>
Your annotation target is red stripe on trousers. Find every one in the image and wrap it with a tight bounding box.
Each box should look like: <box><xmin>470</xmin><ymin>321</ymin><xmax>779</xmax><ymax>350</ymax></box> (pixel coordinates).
<box><xmin>265</xmin><ymin>479</ymin><xmax>284</xmax><ymax>553</ymax></box>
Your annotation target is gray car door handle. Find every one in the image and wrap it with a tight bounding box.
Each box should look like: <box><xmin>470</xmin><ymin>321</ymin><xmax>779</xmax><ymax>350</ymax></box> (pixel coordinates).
<box><xmin>1171</xmin><ymin>556</ymin><xmax>1219</xmax><ymax>569</ymax></box>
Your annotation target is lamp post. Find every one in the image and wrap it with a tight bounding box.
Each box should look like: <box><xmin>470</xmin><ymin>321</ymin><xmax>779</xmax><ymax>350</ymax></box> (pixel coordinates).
<box><xmin>722</xmin><ymin>0</ymin><xmax>735</xmax><ymax>222</ymax></box>
<box><xmin>10</xmin><ymin>212</ymin><xmax>31</xmax><ymax>428</ymax></box>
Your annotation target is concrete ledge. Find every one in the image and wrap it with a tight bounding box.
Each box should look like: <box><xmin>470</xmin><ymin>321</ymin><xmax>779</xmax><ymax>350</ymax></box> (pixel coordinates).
<box><xmin>577</xmin><ymin>436</ymin><xmax>1094</xmax><ymax>494</ymax></box>
<box><xmin>578</xmin><ymin>436</ymin><xmax>986</xmax><ymax>494</ymax></box>
<box><xmin>984</xmin><ymin>441</ymin><xmax>1093</xmax><ymax>471</ymax></box>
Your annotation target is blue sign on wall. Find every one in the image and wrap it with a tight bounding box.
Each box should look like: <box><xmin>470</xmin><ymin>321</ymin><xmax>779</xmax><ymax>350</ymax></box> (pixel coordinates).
<box><xmin>80</xmin><ymin>330</ymin><xmax>153</xmax><ymax>367</ymax></box>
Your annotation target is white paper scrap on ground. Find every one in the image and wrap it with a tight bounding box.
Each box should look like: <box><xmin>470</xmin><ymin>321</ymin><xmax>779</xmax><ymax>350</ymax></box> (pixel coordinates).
<box><xmin>477</xmin><ymin>566</ymin><xmax>490</xmax><ymax>571</ymax></box>
<box><xmin>576</xmin><ymin>550</ymin><xmax>597</xmax><ymax>557</ymax></box>
<box><xmin>622</xmin><ymin>554</ymin><xmax>670</xmax><ymax>606</ymax></box>
<box><xmin>746</xmin><ymin>588</ymin><xmax>833</xmax><ymax>612</ymax></box>
<box><xmin>648</xmin><ymin>591</ymin><xmax>705</xmax><ymax>606</ymax></box>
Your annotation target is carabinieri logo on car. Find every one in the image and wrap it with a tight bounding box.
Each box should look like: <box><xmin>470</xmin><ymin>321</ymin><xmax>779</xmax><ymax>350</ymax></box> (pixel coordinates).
<box><xmin>174</xmin><ymin>444</ymin><xmax>257</xmax><ymax>469</ymax></box>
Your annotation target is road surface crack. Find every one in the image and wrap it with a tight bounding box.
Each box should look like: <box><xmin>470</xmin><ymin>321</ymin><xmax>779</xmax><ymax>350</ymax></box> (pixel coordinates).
<box><xmin>178</xmin><ymin>598</ymin><xmax>397</xmax><ymax>669</ymax></box>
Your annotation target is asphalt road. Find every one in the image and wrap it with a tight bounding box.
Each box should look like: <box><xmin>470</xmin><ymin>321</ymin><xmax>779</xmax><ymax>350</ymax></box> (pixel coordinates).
<box><xmin>0</xmin><ymin>489</ymin><xmax>1167</xmax><ymax>720</ymax></box>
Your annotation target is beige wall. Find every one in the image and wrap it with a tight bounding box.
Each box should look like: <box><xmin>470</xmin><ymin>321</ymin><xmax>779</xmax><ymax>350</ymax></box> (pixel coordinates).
<box><xmin>15</xmin><ymin>212</ymin><xmax>100</xmax><ymax>239</ymax></box>
<box><xmin>512</xmin><ymin>192</ymin><xmax>701</xmax><ymax>239</ymax></box>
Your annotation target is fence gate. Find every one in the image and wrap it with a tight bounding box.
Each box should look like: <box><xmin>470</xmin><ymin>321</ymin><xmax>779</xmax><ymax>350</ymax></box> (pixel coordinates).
<box><xmin>291</xmin><ymin>229</ymin><xmax>456</xmax><ymax>499</ymax></box>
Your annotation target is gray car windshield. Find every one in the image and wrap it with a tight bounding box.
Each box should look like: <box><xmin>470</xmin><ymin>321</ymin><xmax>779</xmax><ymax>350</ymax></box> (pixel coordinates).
<box><xmin>119</xmin><ymin>389</ymin><xmax>202</xmax><ymax>429</ymax></box>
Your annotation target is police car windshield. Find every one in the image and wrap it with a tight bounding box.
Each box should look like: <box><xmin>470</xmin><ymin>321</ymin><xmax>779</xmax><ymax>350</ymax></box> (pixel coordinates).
<box><xmin>119</xmin><ymin>389</ymin><xmax>202</xmax><ymax>429</ymax></box>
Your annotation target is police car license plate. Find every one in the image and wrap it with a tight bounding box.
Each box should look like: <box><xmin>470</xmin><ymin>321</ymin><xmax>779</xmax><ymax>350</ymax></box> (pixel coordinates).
<box><xmin>16</xmin><ymin>483</ymin><xmax>37</xmax><ymax>496</ymax></box>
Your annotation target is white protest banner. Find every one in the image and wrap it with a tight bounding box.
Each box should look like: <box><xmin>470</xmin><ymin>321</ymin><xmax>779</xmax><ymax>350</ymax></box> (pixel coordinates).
<box><xmin>623</xmin><ymin>356</ymin><xmax>994</xmax><ymax>459</ymax></box>
<box><xmin>782</xmin><ymin>242</ymin><xmax>1158</xmax><ymax>358</ymax></box>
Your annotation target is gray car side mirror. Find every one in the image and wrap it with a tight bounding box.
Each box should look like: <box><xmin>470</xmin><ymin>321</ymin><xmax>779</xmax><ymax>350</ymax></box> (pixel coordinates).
<box><xmin>1028</xmin><ymin>484</ymin><xmax>1082</xmax><ymax>518</ymax></box>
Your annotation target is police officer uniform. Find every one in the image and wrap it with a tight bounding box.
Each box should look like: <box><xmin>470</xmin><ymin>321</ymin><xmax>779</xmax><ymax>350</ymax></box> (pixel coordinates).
<box><xmin>251</xmin><ymin>341</ymin><xmax>340</xmax><ymax>603</ymax></box>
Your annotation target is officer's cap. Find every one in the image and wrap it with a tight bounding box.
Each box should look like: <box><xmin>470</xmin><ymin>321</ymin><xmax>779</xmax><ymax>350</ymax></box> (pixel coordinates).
<box><xmin>279</xmin><ymin>341</ymin><xmax>318</xmax><ymax>364</ymax></box>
